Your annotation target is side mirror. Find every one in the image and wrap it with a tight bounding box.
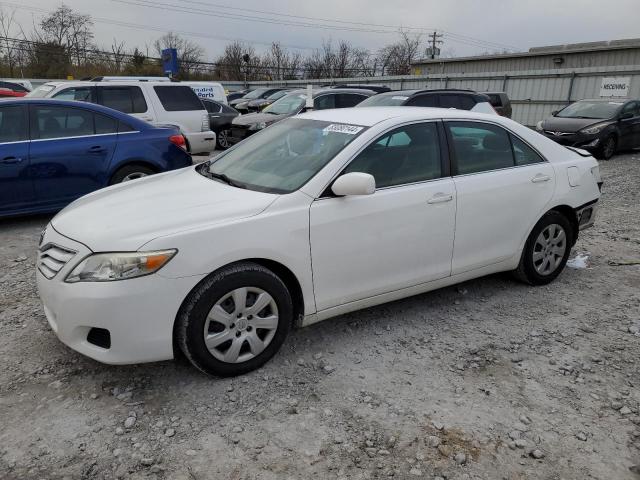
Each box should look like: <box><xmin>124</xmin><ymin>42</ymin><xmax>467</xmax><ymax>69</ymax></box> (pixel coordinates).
<box><xmin>619</xmin><ymin>111</ymin><xmax>634</xmax><ymax>120</ymax></box>
<box><xmin>551</xmin><ymin>110</ymin><xmax>559</xmax><ymax>116</ymax></box>
<box><xmin>331</xmin><ymin>172</ymin><xmax>375</xmax><ymax>196</ymax></box>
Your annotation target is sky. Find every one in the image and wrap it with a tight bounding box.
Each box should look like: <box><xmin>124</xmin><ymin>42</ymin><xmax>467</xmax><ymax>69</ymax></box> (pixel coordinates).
<box><xmin>2</xmin><ymin>0</ymin><xmax>640</xmax><ymax>61</ymax></box>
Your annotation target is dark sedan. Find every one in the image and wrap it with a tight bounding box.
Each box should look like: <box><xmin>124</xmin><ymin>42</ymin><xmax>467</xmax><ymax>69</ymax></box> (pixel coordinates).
<box><xmin>536</xmin><ymin>99</ymin><xmax>640</xmax><ymax>159</ymax></box>
<box><xmin>0</xmin><ymin>99</ymin><xmax>192</xmax><ymax>217</ymax></box>
<box><xmin>201</xmin><ymin>98</ymin><xmax>239</xmax><ymax>150</ymax></box>
<box><xmin>246</xmin><ymin>89</ymin><xmax>291</xmax><ymax>113</ymax></box>
<box><xmin>229</xmin><ymin>87</ymin><xmax>287</xmax><ymax>113</ymax></box>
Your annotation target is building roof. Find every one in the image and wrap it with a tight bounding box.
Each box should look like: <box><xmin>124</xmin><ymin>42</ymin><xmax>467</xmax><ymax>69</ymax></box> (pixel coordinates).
<box><xmin>413</xmin><ymin>37</ymin><xmax>640</xmax><ymax>65</ymax></box>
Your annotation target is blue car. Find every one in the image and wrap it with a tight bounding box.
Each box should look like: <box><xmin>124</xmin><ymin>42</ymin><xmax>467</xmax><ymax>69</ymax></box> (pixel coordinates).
<box><xmin>0</xmin><ymin>98</ymin><xmax>192</xmax><ymax>217</ymax></box>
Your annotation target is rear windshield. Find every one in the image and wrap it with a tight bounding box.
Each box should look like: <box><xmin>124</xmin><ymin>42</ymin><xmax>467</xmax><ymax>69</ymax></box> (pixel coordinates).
<box><xmin>27</xmin><ymin>84</ymin><xmax>56</xmax><ymax>98</ymax></box>
<box><xmin>357</xmin><ymin>93</ymin><xmax>409</xmax><ymax>107</ymax></box>
<box><xmin>153</xmin><ymin>86</ymin><xmax>204</xmax><ymax>111</ymax></box>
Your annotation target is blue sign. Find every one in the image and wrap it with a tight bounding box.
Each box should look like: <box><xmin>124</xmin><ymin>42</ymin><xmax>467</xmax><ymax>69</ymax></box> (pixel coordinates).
<box><xmin>161</xmin><ymin>48</ymin><xmax>179</xmax><ymax>76</ymax></box>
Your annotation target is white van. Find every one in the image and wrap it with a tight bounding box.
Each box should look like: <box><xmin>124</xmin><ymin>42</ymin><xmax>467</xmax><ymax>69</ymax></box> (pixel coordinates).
<box><xmin>28</xmin><ymin>80</ymin><xmax>216</xmax><ymax>154</ymax></box>
<box><xmin>180</xmin><ymin>81</ymin><xmax>227</xmax><ymax>105</ymax></box>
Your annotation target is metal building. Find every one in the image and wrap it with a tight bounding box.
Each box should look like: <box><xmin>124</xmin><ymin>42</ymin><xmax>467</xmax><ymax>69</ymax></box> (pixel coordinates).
<box><xmin>412</xmin><ymin>38</ymin><xmax>640</xmax><ymax>75</ymax></box>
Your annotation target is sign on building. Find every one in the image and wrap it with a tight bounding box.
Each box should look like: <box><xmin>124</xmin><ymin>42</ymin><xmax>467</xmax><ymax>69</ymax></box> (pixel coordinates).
<box><xmin>599</xmin><ymin>77</ymin><xmax>630</xmax><ymax>97</ymax></box>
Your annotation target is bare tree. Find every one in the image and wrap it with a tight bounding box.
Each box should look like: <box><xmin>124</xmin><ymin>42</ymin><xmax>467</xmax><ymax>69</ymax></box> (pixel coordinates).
<box><xmin>262</xmin><ymin>42</ymin><xmax>303</xmax><ymax>80</ymax></box>
<box><xmin>38</xmin><ymin>4</ymin><xmax>94</xmax><ymax>67</ymax></box>
<box><xmin>377</xmin><ymin>30</ymin><xmax>422</xmax><ymax>75</ymax></box>
<box><xmin>213</xmin><ymin>41</ymin><xmax>259</xmax><ymax>82</ymax></box>
<box><xmin>153</xmin><ymin>32</ymin><xmax>204</xmax><ymax>78</ymax></box>
<box><xmin>0</xmin><ymin>7</ymin><xmax>24</xmax><ymax>76</ymax></box>
<box><xmin>111</xmin><ymin>39</ymin><xmax>126</xmax><ymax>73</ymax></box>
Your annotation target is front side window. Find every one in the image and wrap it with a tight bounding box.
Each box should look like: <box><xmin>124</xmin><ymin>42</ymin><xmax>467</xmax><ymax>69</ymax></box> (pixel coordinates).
<box><xmin>200</xmin><ymin>118</ymin><xmax>367</xmax><ymax>193</ymax></box>
<box><xmin>621</xmin><ymin>101</ymin><xmax>640</xmax><ymax>117</ymax></box>
<box><xmin>154</xmin><ymin>86</ymin><xmax>203</xmax><ymax>111</ymax></box>
<box><xmin>0</xmin><ymin>105</ymin><xmax>28</xmax><ymax>142</ymax></box>
<box><xmin>314</xmin><ymin>94</ymin><xmax>336</xmax><ymax>110</ymax></box>
<box><xmin>32</xmin><ymin>106</ymin><xmax>94</xmax><ymax>140</ymax></box>
<box><xmin>53</xmin><ymin>87</ymin><xmax>94</xmax><ymax>102</ymax></box>
<box><xmin>447</xmin><ymin>122</ymin><xmax>514</xmax><ymax>175</ymax></box>
<box><xmin>343</xmin><ymin>122</ymin><xmax>442</xmax><ymax>188</ymax></box>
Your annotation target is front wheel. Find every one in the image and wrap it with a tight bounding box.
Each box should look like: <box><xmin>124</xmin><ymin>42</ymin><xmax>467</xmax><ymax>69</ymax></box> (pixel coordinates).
<box><xmin>514</xmin><ymin>211</ymin><xmax>573</xmax><ymax>285</ymax></box>
<box><xmin>176</xmin><ymin>262</ymin><xmax>293</xmax><ymax>377</ymax></box>
<box><xmin>596</xmin><ymin>135</ymin><xmax>616</xmax><ymax>160</ymax></box>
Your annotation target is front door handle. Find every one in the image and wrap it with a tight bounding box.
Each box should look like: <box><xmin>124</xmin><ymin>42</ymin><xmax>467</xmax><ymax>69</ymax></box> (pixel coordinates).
<box><xmin>88</xmin><ymin>146</ymin><xmax>106</xmax><ymax>153</ymax></box>
<box><xmin>427</xmin><ymin>193</ymin><xmax>454</xmax><ymax>204</ymax></box>
<box><xmin>0</xmin><ymin>156</ymin><xmax>23</xmax><ymax>164</ymax></box>
<box><xmin>531</xmin><ymin>174</ymin><xmax>551</xmax><ymax>183</ymax></box>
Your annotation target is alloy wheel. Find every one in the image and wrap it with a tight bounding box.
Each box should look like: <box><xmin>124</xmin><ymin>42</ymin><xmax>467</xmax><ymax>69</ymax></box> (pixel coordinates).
<box><xmin>218</xmin><ymin>130</ymin><xmax>231</xmax><ymax>149</ymax></box>
<box><xmin>122</xmin><ymin>172</ymin><xmax>148</xmax><ymax>182</ymax></box>
<box><xmin>203</xmin><ymin>287</ymin><xmax>278</xmax><ymax>363</ymax></box>
<box><xmin>532</xmin><ymin>223</ymin><xmax>567</xmax><ymax>275</ymax></box>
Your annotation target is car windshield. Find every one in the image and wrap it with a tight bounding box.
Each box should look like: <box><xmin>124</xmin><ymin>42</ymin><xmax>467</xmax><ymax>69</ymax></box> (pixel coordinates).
<box><xmin>263</xmin><ymin>93</ymin><xmax>306</xmax><ymax>115</ymax></box>
<box><xmin>243</xmin><ymin>88</ymin><xmax>269</xmax><ymax>100</ymax></box>
<box><xmin>357</xmin><ymin>93</ymin><xmax>411</xmax><ymax>107</ymax></box>
<box><xmin>556</xmin><ymin>101</ymin><xmax>622</xmax><ymax>119</ymax></box>
<box><xmin>26</xmin><ymin>84</ymin><xmax>56</xmax><ymax>98</ymax></box>
<box><xmin>266</xmin><ymin>90</ymin><xmax>288</xmax><ymax>101</ymax></box>
<box><xmin>198</xmin><ymin>118</ymin><xmax>367</xmax><ymax>194</ymax></box>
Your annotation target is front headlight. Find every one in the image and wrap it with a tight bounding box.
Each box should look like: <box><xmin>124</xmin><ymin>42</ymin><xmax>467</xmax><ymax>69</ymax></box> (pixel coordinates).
<box><xmin>250</xmin><ymin>121</ymin><xmax>267</xmax><ymax>131</ymax></box>
<box><xmin>536</xmin><ymin>120</ymin><xmax>544</xmax><ymax>131</ymax></box>
<box><xmin>580</xmin><ymin>123</ymin><xmax>606</xmax><ymax>135</ymax></box>
<box><xmin>65</xmin><ymin>250</ymin><xmax>177</xmax><ymax>283</ymax></box>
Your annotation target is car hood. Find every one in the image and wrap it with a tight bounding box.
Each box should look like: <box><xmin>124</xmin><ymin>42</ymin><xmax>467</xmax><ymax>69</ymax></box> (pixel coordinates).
<box><xmin>542</xmin><ymin>116</ymin><xmax>611</xmax><ymax>133</ymax></box>
<box><xmin>232</xmin><ymin>112</ymin><xmax>289</xmax><ymax>126</ymax></box>
<box><xmin>51</xmin><ymin>167</ymin><xmax>277</xmax><ymax>252</ymax></box>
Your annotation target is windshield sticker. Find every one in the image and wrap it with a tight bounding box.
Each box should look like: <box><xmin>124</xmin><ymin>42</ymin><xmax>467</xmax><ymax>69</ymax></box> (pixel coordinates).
<box><xmin>323</xmin><ymin>124</ymin><xmax>364</xmax><ymax>135</ymax></box>
<box><xmin>391</xmin><ymin>95</ymin><xmax>409</xmax><ymax>100</ymax></box>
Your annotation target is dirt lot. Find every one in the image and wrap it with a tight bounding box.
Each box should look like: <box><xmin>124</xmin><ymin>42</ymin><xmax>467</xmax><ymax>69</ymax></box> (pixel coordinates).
<box><xmin>1</xmin><ymin>153</ymin><xmax>639</xmax><ymax>480</ymax></box>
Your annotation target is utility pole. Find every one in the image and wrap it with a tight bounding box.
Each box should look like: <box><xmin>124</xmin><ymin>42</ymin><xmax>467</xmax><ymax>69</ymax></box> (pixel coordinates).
<box><xmin>428</xmin><ymin>31</ymin><xmax>443</xmax><ymax>59</ymax></box>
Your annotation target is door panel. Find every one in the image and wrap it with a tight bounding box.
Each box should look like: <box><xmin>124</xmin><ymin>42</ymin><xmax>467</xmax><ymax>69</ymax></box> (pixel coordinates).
<box><xmin>29</xmin><ymin>105</ymin><xmax>117</xmax><ymax>208</ymax></box>
<box><xmin>445</xmin><ymin>121</ymin><xmax>555</xmax><ymax>274</ymax></box>
<box><xmin>310</xmin><ymin>121</ymin><xmax>455</xmax><ymax>311</ymax></box>
<box><xmin>0</xmin><ymin>105</ymin><xmax>32</xmax><ymax>213</ymax></box>
<box><xmin>310</xmin><ymin>180</ymin><xmax>456</xmax><ymax>311</ymax></box>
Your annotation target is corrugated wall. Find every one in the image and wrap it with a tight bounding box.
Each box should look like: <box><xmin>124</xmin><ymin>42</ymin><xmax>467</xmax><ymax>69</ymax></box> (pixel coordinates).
<box><xmin>235</xmin><ymin>64</ymin><xmax>640</xmax><ymax>126</ymax></box>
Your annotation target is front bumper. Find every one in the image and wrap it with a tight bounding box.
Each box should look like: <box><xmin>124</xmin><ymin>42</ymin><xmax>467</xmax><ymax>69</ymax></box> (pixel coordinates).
<box><xmin>184</xmin><ymin>131</ymin><xmax>216</xmax><ymax>154</ymax></box>
<box><xmin>540</xmin><ymin>130</ymin><xmax>602</xmax><ymax>151</ymax></box>
<box><xmin>36</xmin><ymin>225</ymin><xmax>204</xmax><ymax>365</ymax></box>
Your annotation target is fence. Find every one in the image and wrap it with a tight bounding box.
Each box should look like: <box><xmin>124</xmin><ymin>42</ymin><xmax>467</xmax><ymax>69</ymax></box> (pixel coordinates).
<box><xmin>226</xmin><ymin>64</ymin><xmax>640</xmax><ymax>126</ymax></box>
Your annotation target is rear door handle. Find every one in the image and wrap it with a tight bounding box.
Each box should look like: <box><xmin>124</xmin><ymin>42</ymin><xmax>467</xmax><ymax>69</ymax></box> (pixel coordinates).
<box><xmin>531</xmin><ymin>174</ymin><xmax>551</xmax><ymax>183</ymax></box>
<box><xmin>427</xmin><ymin>193</ymin><xmax>454</xmax><ymax>204</ymax></box>
<box><xmin>0</xmin><ymin>156</ymin><xmax>22</xmax><ymax>164</ymax></box>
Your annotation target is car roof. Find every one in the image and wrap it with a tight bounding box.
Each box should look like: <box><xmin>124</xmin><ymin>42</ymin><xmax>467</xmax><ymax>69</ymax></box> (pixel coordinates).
<box><xmin>299</xmin><ymin>106</ymin><xmax>507</xmax><ymax>127</ymax></box>
<box><xmin>577</xmin><ymin>98</ymin><xmax>631</xmax><ymax>102</ymax></box>
<box><xmin>284</xmin><ymin>87</ymin><xmax>376</xmax><ymax>97</ymax></box>
<box><xmin>0</xmin><ymin>98</ymin><xmax>151</xmax><ymax>127</ymax></box>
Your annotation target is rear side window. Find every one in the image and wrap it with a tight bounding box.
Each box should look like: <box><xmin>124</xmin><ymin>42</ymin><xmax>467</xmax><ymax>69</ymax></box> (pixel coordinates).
<box><xmin>100</xmin><ymin>86</ymin><xmax>147</xmax><ymax>114</ymax></box>
<box><xmin>486</xmin><ymin>94</ymin><xmax>502</xmax><ymax>107</ymax></box>
<box><xmin>337</xmin><ymin>93</ymin><xmax>367</xmax><ymax>108</ymax></box>
<box><xmin>406</xmin><ymin>94</ymin><xmax>438</xmax><ymax>107</ymax></box>
<box><xmin>203</xmin><ymin>100</ymin><xmax>222</xmax><ymax>113</ymax></box>
<box><xmin>0</xmin><ymin>105</ymin><xmax>28</xmax><ymax>142</ymax></box>
<box><xmin>446</xmin><ymin>122</ymin><xmax>514</xmax><ymax>175</ymax></box>
<box><xmin>95</xmin><ymin>113</ymin><xmax>118</xmax><ymax>134</ymax></box>
<box><xmin>221</xmin><ymin>103</ymin><xmax>237</xmax><ymax>114</ymax></box>
<box><xmin>118</xmin><ymin>121</ymin><xmax>136</xmax><ymax>133</ymax></box>
<box><xmin>154</xmin><ymin>86</ymin><xmax>204</xmax><ymax>111</ymax></box>
<box><xmin>31</xmin><ymin>106</ymin><xmax>94</xmax><ymax>140</ymax></box>
<box><xmin>511</xmin><ymin>135</ymin><xmax>544</xmax><ymax>166</ymax></box>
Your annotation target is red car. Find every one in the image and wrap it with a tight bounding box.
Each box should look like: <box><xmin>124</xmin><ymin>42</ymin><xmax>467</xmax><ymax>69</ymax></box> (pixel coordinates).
<box><xmin>0</xmin><ymin>88</ymin><xmax>27</xmax><ymax>98</ymax></box>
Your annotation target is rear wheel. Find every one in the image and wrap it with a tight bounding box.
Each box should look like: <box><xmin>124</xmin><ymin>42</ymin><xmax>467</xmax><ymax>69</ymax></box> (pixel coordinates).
<box><xmin>514</xmin><ymin>211</ymin><xmax>573</xmax><ymax>285</ymax></box>
<box><xmin>176</xmin><ymin>262</ymin><xmax>293</xmax><ymax>377</ymax></box>
<box><xmin>109</xmin><ymin>165</ymin><xmax>155</xmax><ymax>185</ymax></box>
<box><xmin>216</xmin><ymin>130</ymin><xmax>231</xmax><ymax>150</ymax></box>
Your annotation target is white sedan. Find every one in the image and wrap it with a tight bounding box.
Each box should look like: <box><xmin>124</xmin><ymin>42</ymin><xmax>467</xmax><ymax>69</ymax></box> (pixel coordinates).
<box><xmin>36</xmin><ymin>107</ymin><xmax>602</xmax><ymax>376</ymax></box>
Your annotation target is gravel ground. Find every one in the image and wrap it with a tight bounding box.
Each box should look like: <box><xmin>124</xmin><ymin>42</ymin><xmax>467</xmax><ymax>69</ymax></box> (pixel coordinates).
<box><xmin>1</xmin><ymin>152</ymin><xmax>639</xmax><ymax>480</ymax></box>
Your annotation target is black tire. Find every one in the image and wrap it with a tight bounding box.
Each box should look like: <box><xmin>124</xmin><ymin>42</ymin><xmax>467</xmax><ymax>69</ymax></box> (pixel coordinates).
<box><xmin>109</xmin><ymin>164</ymin><xmax>155</xmax><ymax>185</ymax></box>
<box><xmin>176</xmin><ymin>262</ymin><xmax>293</xmax><ymax>377</ymax></box>
<box><xmin>216</xmin><ymin>129</ymin><xmax>231</xmax><ymax>150</ymax></box>
<box><xmin>514</xmin><ymin>211</ymin><xmax>574</xmax><ymax>286</ymax></box>
<box><xmin>596</xmin><ymin>134</ymin><xmax>617</xmax><ymax>160</ymax></box>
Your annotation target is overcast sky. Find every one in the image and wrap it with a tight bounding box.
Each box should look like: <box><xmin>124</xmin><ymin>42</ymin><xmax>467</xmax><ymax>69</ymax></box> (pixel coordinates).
<box><xmin>4</xmin><ymin>0</ymin><xmax>640</xmax><ymax>60</ymax></box>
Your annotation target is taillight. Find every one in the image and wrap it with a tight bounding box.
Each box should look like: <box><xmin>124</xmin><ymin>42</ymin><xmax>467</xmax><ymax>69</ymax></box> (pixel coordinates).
<box><xmin>169</xmin><ymin>134</ymin><xmax>186</xmax><ymax>150</ymax></box>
